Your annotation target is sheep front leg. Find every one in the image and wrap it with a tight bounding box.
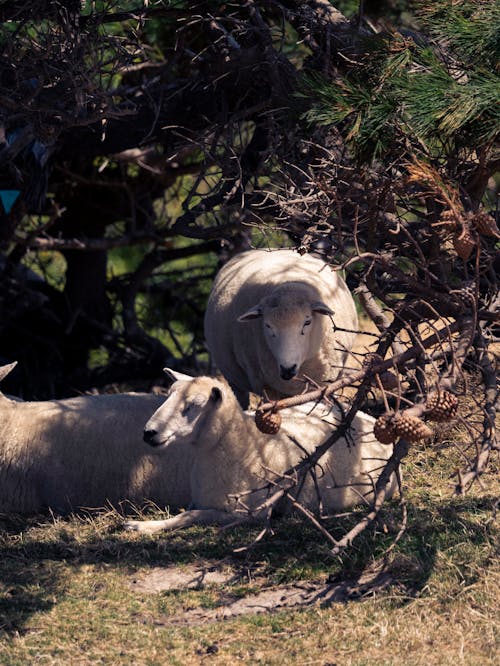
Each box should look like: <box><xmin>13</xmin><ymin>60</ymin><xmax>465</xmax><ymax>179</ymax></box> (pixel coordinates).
<box><xmin>124</xmin><ymin>509</ymin><xmax>245</xmax><ymax>533</ymax></box>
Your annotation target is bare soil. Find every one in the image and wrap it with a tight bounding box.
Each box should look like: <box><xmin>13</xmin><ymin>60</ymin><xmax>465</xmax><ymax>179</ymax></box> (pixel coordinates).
<box><xmin>130</xmin><ymin>561</ymin><xmax>393</xmax><ymax>626</ymax></box>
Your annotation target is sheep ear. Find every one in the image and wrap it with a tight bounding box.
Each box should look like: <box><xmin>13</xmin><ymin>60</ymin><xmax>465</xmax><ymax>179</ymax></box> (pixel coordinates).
<box><xmin>210</xmin><ymin>386</ymin><xmax>223</xmax><ymax>403</ymax></box>
<box><xmin>163</xmin><ymin>368</ymin><xmax>193</xmax><ymax>384</ymax></box>
<box><xmin>312</xmin><ymin>302</ymin><xmax>334</xmax><ymax>316</ymax></box>
<box><xmin>238</xmin><ymin>306</ymin><xmax>262</xmax><ymax>322</ymax></box>
<box><xmin>0</xmin><ymin>361</ymin><xmax>17</xmax><ymax>384</ymax></box>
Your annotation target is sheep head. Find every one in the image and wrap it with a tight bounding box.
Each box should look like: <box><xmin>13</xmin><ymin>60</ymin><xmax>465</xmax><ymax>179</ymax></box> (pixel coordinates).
<box><xmin>143</xmin><ymin>371</ymin><xmax>225</xmax><ymax>450</ymax></box>
<box><xmin>238</xmin><ymin>285</ymin><xmax>333</xmax><ymax>381</ymax></box>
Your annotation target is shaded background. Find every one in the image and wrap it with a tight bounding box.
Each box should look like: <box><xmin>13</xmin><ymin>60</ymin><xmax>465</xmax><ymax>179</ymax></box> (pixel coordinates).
<box><xmin>0</xmin><ymin>0</ymin><xmax>497</xmax><ymax>399</ymax></box>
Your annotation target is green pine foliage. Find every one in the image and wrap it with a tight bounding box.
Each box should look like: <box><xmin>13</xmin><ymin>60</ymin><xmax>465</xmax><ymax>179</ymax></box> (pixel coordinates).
<box><xmin>301</xmin><ymin>0</ymin><xmax>500</xmax><ymax>162</ymax></box>
<box><xmin>417</xmin><ymin>0</ymin><xmax>500</xmax><ymax>69</ymax></box>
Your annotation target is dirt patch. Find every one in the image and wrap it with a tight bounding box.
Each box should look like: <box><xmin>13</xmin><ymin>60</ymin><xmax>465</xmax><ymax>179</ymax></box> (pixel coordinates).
<box><xmin>130</xmin><ymin>562</ymin><xmax>393</xmax><ymax>625</ymax></box>
<box><xmin>129</xmin><ymin>562</ymin><xmax>238</xmax><ymax>593</ymax></box>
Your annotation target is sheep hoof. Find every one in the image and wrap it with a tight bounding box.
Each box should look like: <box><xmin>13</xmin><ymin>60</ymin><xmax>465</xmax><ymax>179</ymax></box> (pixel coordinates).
<box><xmin>123</xmin><ymin>519</ymin><xmax>171</xmax><ymax>534</ymax></box>
<box><xmin>123</xmin><ymin>520</ymin><xmax>149</xmax><ymax>532</ymax></box>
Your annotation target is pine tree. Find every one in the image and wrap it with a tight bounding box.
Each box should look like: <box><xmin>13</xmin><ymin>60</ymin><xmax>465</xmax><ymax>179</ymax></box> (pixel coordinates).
<box><xmin>302</xmin><ymin>1</ymin><xmax>499</xmax><ymax>169</ymax></box>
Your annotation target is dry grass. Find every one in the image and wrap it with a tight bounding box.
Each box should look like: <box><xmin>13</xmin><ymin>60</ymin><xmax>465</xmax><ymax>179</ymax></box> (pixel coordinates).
<box><xmin>0</xmin><ymin>429</ymin><xmax>498</xmax><ymax>665</ymax></box>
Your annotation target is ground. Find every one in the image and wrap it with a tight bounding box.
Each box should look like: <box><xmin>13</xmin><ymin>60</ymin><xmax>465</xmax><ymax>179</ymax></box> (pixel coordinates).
<box><xmin>0</xmin><ymin>430</ymin><xmax>498</xmax><ymax>664</ymax></box>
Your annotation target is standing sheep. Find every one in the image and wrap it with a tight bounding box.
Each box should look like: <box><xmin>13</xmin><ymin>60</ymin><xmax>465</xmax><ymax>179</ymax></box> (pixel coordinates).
<box><xmin>0</xmin><ymin>363</ymin><xmax>193</xmax><ymax>514</ymax></box>
<box><xmin>125</xmin><ymin>369</ymin><xmax>397</xmax><ymax>533</ymax></box>
<box><xmin>204</xmin><ymin>249</ymin><xmax>358</xmax><ymax>407</ymax></box>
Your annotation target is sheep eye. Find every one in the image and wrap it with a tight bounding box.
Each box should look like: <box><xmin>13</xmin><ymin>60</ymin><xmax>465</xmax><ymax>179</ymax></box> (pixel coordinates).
<box><xmin>181</xmin><ymin>404</ymin><xmax>192</xmax><ymax>417</ymax></box>
<box><xmin>301</xmin><ymin>319</ymin><xmax>312</xmax><ymax>335</ymax></box>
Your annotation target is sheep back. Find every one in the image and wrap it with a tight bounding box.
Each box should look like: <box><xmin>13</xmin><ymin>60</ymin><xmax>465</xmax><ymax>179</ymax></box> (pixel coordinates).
<box><xmin>186</xmin><ymin>380</ymin><xmax>396</xmax><ymax>515</ymax></box>
<box><xmin>279</xmin><ymin>404</ymin><xmax>396</xmax><ymax>512</ymax></box>
<box><xmin>0</xmin><ymin>392</ymin><xmax>193</xmax><ymax>514</ymax></box>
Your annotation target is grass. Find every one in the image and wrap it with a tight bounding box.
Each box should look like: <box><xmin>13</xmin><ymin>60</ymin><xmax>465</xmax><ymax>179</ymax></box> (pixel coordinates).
<box><xmin>0</xmin><ymin>440</ymin><xmax>498</xmax><ymax>664</ymax></box>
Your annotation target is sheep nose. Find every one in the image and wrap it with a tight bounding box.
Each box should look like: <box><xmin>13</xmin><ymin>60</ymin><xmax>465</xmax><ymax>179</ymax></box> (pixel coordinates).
<box><xmin>143</xmin><ymin>428</ymin><xmax>158</xmax><ymax>445</ymax></box>
<box><xmin>280</xmin><ymin>364</ymin><xmax>297</xmax><ymax>380</ymax></box>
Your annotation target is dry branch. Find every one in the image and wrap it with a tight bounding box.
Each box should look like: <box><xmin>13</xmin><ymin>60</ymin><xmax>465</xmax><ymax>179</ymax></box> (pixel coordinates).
<box><xmin>330</xmin><ymin>438</ymin><xmax>410</xmax><ymax>556</ymax></box>
<box><xmin>242</xmin><ymin>313</ymin><xmax>494</xmax><ymax>555</ymax></box>
<box><xmin>454</xmin><ymin>334</ymin><xmax>499</xmax><ymax>493</ymax></box>
<box><xmin>257</xmin><ymin>319</ymin><xmax>464</xmax><ymax>414</ymax></box>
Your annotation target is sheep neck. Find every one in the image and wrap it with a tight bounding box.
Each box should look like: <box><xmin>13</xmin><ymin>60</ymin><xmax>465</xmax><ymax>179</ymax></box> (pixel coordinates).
<box><xmin>199</xmin><ymin>397</ymin><xmax>266</xmax><ymax>467</ymax></box>
<box><xmin>191</xmin><ymin>397</ymin><xmax>278</xmax><ymax>512</ymax></box>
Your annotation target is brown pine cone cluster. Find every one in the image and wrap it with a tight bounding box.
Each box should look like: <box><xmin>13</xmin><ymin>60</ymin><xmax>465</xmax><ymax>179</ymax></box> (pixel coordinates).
<box><xmin>447</xmin><ymin>210</ymin><xmax>498</xmax><ymax>261</ymax></box>
<box><xmin>436</xmin><ymin>209</ymin><xmax>460</xmax><ymax>232</ymax></box>
<box><xmin>373</xmin><ymin>413</ymin><xmax>398</xmax><ymax>444</ymax></box>
<box><xmin>434</xmin><ymin>209</ymin><xmax>498</xmax><ymax>252</ymax></box>
<box><xmin>425</xmin><ymin>390</ymin><xmax>458</xmax><ymax>421</ymax></box>
<box><xmin>374</xmin><ymin>412</ymin><xmax>433</xmax><ymax>444</ymax></box>
<box><xmin>453</xmin><ymin>225</ymin><xmax>476</xmax><ymax>260</ymax></box>
<box><xmin>470</xmin><ymin>211</ymin><xmax>500</xmax><ymax>238</ymax></box>
<box><xmin>255</xmin><ymin>407</ymin><xmax>282</xmax><ymax>434</ymax></box>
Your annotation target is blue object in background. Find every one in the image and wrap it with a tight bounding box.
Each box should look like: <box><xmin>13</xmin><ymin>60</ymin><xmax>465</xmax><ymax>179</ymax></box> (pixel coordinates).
<box><xmin>0</xmin><ymin>190</ymin><xmax>20</xmax><ymax>214</ymax></box>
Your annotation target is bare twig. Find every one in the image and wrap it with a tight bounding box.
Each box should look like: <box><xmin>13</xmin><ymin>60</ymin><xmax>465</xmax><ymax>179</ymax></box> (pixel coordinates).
<box><xmin>257</xmin><ymin>320</ymin><xmax>463</xmax><ymax>414</ymax></box>
<box><xmin>330</xmin><ymin>438</ymin><xmax>410</xmax><ymax>556</ymax></box>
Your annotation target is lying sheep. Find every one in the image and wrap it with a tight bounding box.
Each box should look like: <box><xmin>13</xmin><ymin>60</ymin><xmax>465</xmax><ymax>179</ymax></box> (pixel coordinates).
<box><xmin>125</xmin><ymin>369</ymin><xmax>397</xmax><ymax>533</ymax></box>
<box><xmin>204</xmin><ymin>249</ymin><xmax>358</xmax><ymax>407</ymax></box>
<box><xmin>0</xmin><ymin>363</ymin><xmax>193</xmax><ymax>514</ymax></box>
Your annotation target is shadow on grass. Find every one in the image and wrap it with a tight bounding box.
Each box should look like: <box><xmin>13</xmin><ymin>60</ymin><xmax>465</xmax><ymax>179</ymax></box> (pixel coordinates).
<box><xmin>0</xmin><ymin>495</ymin><xmax>497</xmax><ymax>636</ymax></box>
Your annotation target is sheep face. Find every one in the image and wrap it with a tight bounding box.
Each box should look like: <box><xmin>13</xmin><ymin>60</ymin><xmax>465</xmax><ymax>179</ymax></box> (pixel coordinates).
<box><xmin>143</xmin><ymin>378</ymin><xmax>222</xmax><ymax>450</ymax></box>
<box><xmin>239</xmin><ymin>295</ymin><xmax>333</xmax><ymax>381</ymax></box>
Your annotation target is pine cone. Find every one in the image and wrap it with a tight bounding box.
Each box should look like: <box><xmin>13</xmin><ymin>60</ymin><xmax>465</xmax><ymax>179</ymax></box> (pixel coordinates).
<box><xmin>255</xmin><ymin>407</ymin><xmax>282</xmax><ymax>434</ymax></box>
<box><xmin>450</xmin><ymin>281</ymin><xmax>476</xmax><ymax>309</ymax></box>
<box><xmin>470</xmin><ymin>211</ymin><xmax>500</xmax><ymax>238</ymax></box>
<box><xmin>425</xmin><ymin>390</ymin><xmax>458</xmax><ymax>421</ymax></box>
<box><xmin>393</xmin><ymin>413</ymin><xmax>433</xmax><ymax>443</ymax></box>
<box><xmin>453</xmin><ymin>226</ymin><xmax>476</xmax><ymax>260</ymax></box>
<box><xmin>373</xmin><ymin>413</ymin><xmax>398</xmax><ymax>444</ymax></box>
<box><xmin>363</xmin><ymin>352</ymin><xmax>384</xmax><ymax>367</ymax></box>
